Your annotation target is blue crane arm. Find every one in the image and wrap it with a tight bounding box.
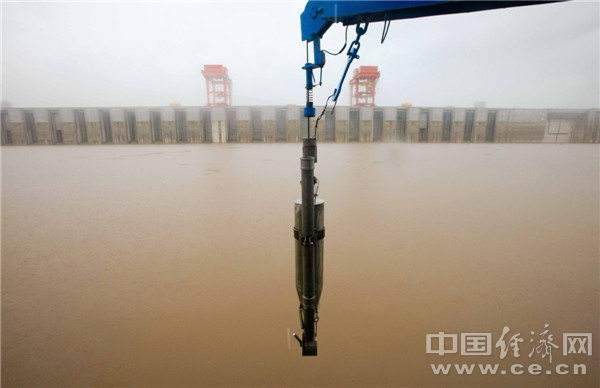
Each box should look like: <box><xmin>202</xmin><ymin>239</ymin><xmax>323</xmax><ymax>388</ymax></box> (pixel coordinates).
<box><xmin>301</xmin><ymin>0</ymin><xmax>564</xmax><ymax>42</ymax></box>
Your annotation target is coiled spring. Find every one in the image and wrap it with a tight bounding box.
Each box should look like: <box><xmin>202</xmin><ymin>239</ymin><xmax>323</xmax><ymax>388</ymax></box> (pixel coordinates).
<box><xmin>306</xmin><ymin>88</ymin><xmax>313</xmax><ymax>105</ymax></box>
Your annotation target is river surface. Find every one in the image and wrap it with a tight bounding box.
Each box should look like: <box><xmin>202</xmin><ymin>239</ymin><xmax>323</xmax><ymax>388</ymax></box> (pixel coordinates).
<box><xmin>1</xmin><ymin>144</ymin><xmax>598</xmax><ymax>387</ymax></box>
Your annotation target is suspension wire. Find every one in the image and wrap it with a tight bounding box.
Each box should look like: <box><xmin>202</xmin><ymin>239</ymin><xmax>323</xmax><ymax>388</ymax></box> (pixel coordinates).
<box><xmin>331</xmin><ymin>98</ymin><xmax>339</xmax><ymax>117</ymax></box>
<box><xmin>313</xmin><ymin>93</ymin><xmax>333</xmax><ymax>138</ymax></box>
<box><xmin>307</xmin><ymin>106</ymin><xmax>311</xmax><ymax>138</ymax></box>
<box><xmin>322</xmin><ymin>25</ymin><xmax>349</xmax><ymax>56</ymax></box>
<box><xmin>306</xmin><ymin>41</ymin><xmax>311</xmax><ymax>139</ymax></box>
<box><xmin>381</xmin><ymin>13</ymin><xmax>391</xmax><ymax>44</ymax></box>
<box><xmin>306</xmin><ymin>41</ymin><xmax>309</xmax><ymax>62</ymax></box>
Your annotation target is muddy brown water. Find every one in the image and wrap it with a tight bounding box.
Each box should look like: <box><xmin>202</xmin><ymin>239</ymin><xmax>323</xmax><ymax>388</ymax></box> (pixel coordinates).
<box><xmin>1</xmin><ymin>144</ymin><xmax>598</xmax><ymax>387</ymax></box>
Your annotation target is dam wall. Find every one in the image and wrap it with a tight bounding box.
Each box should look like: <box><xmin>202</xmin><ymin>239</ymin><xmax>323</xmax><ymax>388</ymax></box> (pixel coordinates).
<box><xmin>2</xmin><ymin>106</ymin><xmax>599</xmax><ymax>145</ymax></box>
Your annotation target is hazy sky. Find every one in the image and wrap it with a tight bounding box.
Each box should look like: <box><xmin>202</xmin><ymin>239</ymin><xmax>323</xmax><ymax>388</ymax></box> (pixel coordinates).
<box><xmin>2</xmin><ymin>0</ymin><xmax>598</xmax><ymax>109</ymax></box>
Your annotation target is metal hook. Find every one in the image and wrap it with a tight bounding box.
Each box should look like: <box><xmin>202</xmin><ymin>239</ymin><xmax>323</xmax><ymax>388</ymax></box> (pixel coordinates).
<box><xmin>333</xmin><ymin>24</ymin><xmax>366</xmax><ymax>102</ymax></box>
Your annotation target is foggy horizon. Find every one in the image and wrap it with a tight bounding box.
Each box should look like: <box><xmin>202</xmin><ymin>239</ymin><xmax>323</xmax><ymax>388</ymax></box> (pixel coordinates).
<box><xmin>2</xmin><ymin>0</ymin><xmax>599</xmax><ymax>109</ymax></box>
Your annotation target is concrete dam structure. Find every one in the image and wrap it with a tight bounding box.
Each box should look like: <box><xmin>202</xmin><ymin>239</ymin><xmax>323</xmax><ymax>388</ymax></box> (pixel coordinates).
<box><xmin>1</xmin><ymin>105</ymin><xmax>599</xmax><ymax>145</ymax></box>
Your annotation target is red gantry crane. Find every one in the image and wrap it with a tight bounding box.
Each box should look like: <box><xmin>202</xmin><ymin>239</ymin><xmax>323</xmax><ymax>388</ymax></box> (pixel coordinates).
<box><xmin>350</xmin><ymin>66</ymin><xmax>380</xmax><ymax>106</ymax></box>
<box><xmin>202</xmin><ymin>65</ymin><xmax>232</xmax><ymax>106</ymax></box>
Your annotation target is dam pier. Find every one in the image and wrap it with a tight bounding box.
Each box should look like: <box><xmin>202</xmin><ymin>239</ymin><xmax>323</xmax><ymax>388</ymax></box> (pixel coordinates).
<box><xmin>2</xmin><ymin>105</ymin><xmax>599</xmax><ymax>145</ymax></box>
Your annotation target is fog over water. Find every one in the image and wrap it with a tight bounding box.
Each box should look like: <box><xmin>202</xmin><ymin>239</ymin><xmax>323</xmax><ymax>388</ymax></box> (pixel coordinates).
<box><xmin>1</xmin><ymin>144</ymin><xmax>598</xmax><ymax>386</ymax></box>
<box><xmin>2</xmin><ymin>1</ymin><xmax>599</xmax><ymax>108</ymax></box>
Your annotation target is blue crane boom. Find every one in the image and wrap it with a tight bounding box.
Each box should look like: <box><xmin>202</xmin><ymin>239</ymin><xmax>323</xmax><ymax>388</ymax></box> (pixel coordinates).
<box><xmin>293</xmin><ymin>0</ymin><xmax>566</xmax><ymax>357</ymax></box>
<box><xmin>301</xmin><ymin>1</ymin><xmax>562</xmax><ymax>42</ymax></box>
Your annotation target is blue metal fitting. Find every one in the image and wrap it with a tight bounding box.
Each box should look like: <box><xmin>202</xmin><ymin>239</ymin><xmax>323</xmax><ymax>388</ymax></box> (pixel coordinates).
<box><xmin>305</xmin><ymin>67</ymin><xmax>313</xmax><ymax>89</ymax></box>
<box><xmin>304</xmin><ymin>106</ymin><xmax>316</xmax><ymax>117</ymax></box>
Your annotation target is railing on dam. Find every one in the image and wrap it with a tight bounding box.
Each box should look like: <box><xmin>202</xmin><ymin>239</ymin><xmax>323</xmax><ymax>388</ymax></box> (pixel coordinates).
<box><xmin>2</xmin><ymin>106</ymin><xmax>599</xmax><ymax>145</ymax></box>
